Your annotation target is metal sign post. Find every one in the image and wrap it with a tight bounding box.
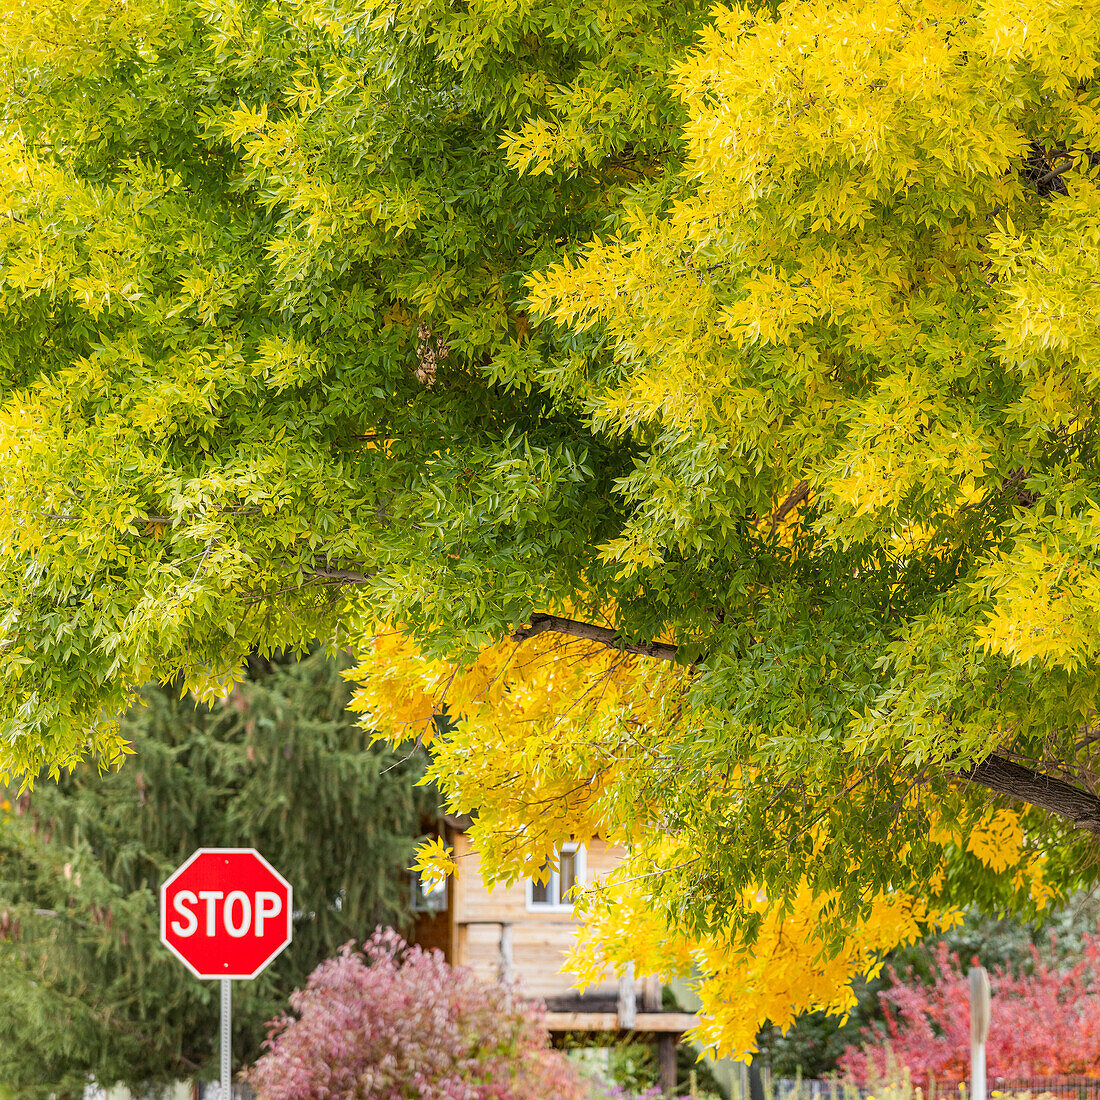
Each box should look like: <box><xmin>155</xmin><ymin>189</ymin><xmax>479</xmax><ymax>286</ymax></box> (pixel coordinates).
<box><xmin>220</xmin><ymin>978</ymin><xmax>232</xmax><ymax>1099</ymax></box>
<box><xmin>969</xmin><ymin>965</ymin><xmax>991</xmax><ymax>1100</ymax></box>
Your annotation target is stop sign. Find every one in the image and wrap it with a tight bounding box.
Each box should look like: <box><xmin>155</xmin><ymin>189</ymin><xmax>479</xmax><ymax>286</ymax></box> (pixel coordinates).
<box><xmin>160</xmin><ymin>848</ymin><xmax>292</xmax><ymax>980</ymax></box>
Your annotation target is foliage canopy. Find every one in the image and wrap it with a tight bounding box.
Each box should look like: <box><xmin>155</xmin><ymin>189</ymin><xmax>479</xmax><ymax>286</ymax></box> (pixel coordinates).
<box><xmin>0</xmin><ymin>0</ymin><xmax>1098</xmax><ymax>1056</ymax></box>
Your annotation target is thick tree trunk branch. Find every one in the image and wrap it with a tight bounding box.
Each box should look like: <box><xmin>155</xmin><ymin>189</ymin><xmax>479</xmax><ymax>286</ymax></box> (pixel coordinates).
<box><xmin>516</xmin><ymin>614</ymin><xmax>1100</xmax><ymax>835</ymax></box>
<box><xmin>960</xmin><ymin>754</ymin><xmax>1100</xmax><ymax>834</ymax></box>
<box><xmin>513</xmin><ymin>613</ymin><xmax>680</xmax><ymax>661</ymax></box>
<box><xmin>771</xmin><ymin>480</ymin><xmax>810</xmax><ymax>533</ymax></box>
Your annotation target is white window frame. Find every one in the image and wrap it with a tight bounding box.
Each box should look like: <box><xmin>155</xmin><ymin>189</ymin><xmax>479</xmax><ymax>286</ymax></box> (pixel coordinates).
<box><xmin>410</xmin><ymin>868</ymin><xmax>448</xmax><ymax>914</ymax></box>
<box><xmin>526</xmin><ymin>843</ymin><xmax>585</xmax><ymax>912</ymax></box>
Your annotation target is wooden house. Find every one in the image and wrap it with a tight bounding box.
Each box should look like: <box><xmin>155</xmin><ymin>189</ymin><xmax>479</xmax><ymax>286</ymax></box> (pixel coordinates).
<box><xmin>411</xmin><ymin>816</ymin><xmax>697</xmax><ymax>1092</ymax></box>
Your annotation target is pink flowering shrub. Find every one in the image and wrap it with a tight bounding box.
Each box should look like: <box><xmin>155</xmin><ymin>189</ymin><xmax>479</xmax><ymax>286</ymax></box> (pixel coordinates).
<box><xmin>839</xmin><ymin>934</ymin><xmax>1100</xmax><ymax>1085</ymax></box>
<box><xmin>245</xmin><ymin>929</ymin><xmax>591</xmax><ymax>1100</ymax></box>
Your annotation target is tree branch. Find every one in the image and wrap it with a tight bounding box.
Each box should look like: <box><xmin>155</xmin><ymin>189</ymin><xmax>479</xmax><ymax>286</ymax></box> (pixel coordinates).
<box><xmin>515</xmin><ymin>616</ymin><xmax>1100</xmax><ymax>834</ymax></box>
<box><xmin>771</xmin><ymin>480</ymin><xmax>810</xmax><ymax>533</ymax></box>
<box><xmin>512</xmin><ymin>613</ymin><xmax>680</xmax><ymax>661</ymax></box>
<box><xmin>306</xmin><ymin>566</ymin><xmax>375</xmax><ymax>583</ymax></box>
<box><xmin>960</xmin><ymin>754</ymin><xmax>1100</xmax><ymax>834</ymax></box>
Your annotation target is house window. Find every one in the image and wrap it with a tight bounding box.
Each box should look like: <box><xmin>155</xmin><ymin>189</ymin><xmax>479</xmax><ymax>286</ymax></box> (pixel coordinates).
<box><xmin>411</xmin><ymin>869</ymin><xmax>448</xmax><ymax>914</ymax></box>
<box><xmin>527</xmin><ymin>844</ymin><xmax>585</xmax><ymax>911</ymax></box>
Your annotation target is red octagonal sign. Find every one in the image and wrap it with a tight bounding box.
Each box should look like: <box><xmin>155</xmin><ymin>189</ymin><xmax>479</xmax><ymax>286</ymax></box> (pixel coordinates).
<box><xmin>161</xmin><ymin>848</ymin><xmax>292</xmax><ymax>980</ymax></box>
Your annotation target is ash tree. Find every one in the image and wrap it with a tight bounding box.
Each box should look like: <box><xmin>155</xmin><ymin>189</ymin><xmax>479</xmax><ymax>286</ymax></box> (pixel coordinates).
<box><xmin>0</xmin><ymin>0</ymin><xmax>1097</xmax><ymax>1055</ymax></box>
<box><xmin>0</xmin><ymin>650</ymin><xmax>435</xmax><ymax>1098</ymax></box>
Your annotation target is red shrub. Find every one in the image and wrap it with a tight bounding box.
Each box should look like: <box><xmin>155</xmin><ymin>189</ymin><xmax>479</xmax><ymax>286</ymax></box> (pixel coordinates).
<box><xmin>839</xmin><ymin>935</ymin><xmax>1100</xmax><ymax>1085</ymax></box>
<box><xmin>245</xmin><ymin>929</ymin><xmax>591</xmax><ymax>1100</ymax></box>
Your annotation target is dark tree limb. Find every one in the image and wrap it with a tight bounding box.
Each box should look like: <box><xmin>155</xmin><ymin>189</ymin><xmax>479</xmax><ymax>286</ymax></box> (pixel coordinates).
<box><xmin>512</xmin><ymin>613</ymin><xmax>680</xmax><ymax>661</ymax></box>
<box><xmin>304</xmin><ymin>564</ymin><xmax>375</xmax><ymax>584</ymax></box>
<box><xmin>960</xmin><ymin>754</ymin><xmax>1100</xmax><ymax>834</ymax></box>
<box><xmin>770</xmin><ymin>480</ymin><xmax>810</xmax><ymax>533</ymax></box>
<box><xmin>515</xmin><ymin>614</ymin><xmax>1100</xmax><ymax>835</ymax></box>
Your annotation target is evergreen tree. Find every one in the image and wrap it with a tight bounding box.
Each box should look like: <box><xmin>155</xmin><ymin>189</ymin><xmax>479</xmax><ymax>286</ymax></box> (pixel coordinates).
<box><xmin>0</xmin><ymin>649</ymin><xmax>436</xmax><ymax>1098</ymax></box>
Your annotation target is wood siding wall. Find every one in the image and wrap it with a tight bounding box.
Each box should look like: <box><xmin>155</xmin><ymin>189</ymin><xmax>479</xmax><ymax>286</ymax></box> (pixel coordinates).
<box><xmin>450</xmin><ymin>833</ymin><xmax>628</xmax><ymax>1001</ymax></box>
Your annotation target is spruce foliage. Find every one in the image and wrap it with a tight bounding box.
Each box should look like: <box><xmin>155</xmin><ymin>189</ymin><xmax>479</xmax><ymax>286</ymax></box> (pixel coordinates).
<box><xmin>0</xmin><ymin>649</ymin><xmax>435</xmax><ymax>1098</ymax></box>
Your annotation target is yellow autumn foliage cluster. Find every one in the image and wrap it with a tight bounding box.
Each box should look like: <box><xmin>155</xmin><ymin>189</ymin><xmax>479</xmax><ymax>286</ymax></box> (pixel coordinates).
<box><xmin>568</xmin><ymin>865</ymin><xmax>959</xmax><ymax>1057</ymax></box>
<box><xmin>349</xmin><ymin>624</ymin><xmax>692</xmax><ymax>879</ymax></box>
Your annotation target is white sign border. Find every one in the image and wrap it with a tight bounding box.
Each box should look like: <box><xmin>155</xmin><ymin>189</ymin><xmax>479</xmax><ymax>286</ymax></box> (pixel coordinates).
<box><xmin>160</xmin><ymin>847</ymin><xmax>293</xmax><ymax>981</ymax></box>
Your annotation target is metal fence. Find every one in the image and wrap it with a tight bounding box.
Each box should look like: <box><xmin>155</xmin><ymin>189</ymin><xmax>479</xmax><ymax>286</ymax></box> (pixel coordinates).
<box><xmin>82</xmin><ymin>1086</ymin><xmax>255</xmax><ymax>1100</ymax></box>
<box><xmin>770</xmin><ymin>1079</ymin><xmax>1100</xmax><ymax>1100</ymax></box>
<box><xmin>992</xmin><ymin>1080</ymin><xmax>1100</xmax><ymax>1100</ymax></box>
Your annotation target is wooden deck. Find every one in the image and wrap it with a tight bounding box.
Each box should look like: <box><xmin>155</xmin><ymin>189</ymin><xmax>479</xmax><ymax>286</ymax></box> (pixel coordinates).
<box><xmin>543</xmin><ymin>1011</ymin><xmax>698</xmax><ymax>1033</ymax></box>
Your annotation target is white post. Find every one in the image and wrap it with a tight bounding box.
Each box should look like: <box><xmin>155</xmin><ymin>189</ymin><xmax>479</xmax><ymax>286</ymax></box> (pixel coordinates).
<box><xmin>498</xmin><ymin>923</ymin><xmax>515</xmax><ymax>984</ymax></box>
<box><xmin>617</xmin><ymin>961</ymin><xmax>637</xmax><ymax>1030</ymax></box>
<box><xmin>220</xmin><ymin>977</ymin><xmax>232</xmax><ymax>1100</ymax></box>
<box><xmin>969</xmin><ymin>966</ymin><xmax>990</xmax><ymax>1100</ymax></box>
